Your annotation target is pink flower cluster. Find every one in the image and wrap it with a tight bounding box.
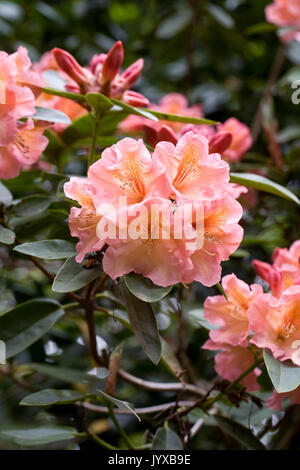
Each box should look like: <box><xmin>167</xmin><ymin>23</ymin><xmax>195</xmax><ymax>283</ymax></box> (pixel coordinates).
<box><xmin>65</xmin><ymin>132</ymin><xmax>243</xmax><ymax>288</ymax></box>
<box><xmin>52</xmin><ymin>41</ymin><xmax>148</xmax><ymax>107</ymax></box>
<box><xmin>0</xmin><ymin>47</ymin><xmax>48</xmax><ymax>179</ymax></box>
<box><xmin>203</xmin><ymin>239</ymin><xmax>300</xmax><ymax>408</ymax></box>
<box><xmin>120</xmin><ymin>93</ymin><xmax>252</xmax><ymax>163</ymax></box>
<box><xmin>265</xmin><ymin>0</ymin><xmax>300</xmax><ymax>43</ymax></box>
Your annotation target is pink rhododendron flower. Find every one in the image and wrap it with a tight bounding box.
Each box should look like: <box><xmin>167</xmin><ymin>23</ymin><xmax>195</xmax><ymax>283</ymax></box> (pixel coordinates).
<box><xmin>152</xmin><ymin>131</ymin><xmax>230</xmax><ymax>202</ymax></box>
<box><xmin>267</xmin><ymin>385</ymin><xmax>300</xmax><ymax>410</ymax></box>
<box><xmin>181</xmin><ymin>198</ymin><xmax>243</xmax><ymax>286</ymax></box>
<box><xmin>265</xmin><ymin>0</ymin><xmax>300</xmax><ymax>42</ymax></box>
<box><xmin>101</xmin><ymin>196</ymin><xmax>195</xmax><ymax>287</ymax></box>
<box><xmin>64</xmin><ymin>177</ymin><xmax>104</xmax><ymax>262</ymax></box>
<box><xmin>254</xmin><ymin>240</ymin><xmax>300</xmax><ymax>296</ymax></box>
<box><xmin>248</xmin><ymin>285</ymin><xmax>300</xmax><ymax>365</ymax></box>
<box><xmin>204</xmin><ymin>274</ymin><xmax>263</xmax><ymax>347</ymax></box>
<box><xmin>52</xmin><ymin>41</ymin><xmax>148</xmax><ymax>107</ymax></box>
<box><xmin>203</xmin><ymin>340</ymin><xmax>262</xmax><ymax>391</ymax></box>
<box><xmin>0</xmin><ymin>119</ymin><xmax>48</xmax><ymax>180</ymax></box>
<box><xmin>88</xmin><ymin>137</ymin><xmax>171</xmax><ymax>208</ymax></box>
<box><xmin>65</xmin><ymin>132</ymin><xmax>243</xmax><ymax>287</ymax></box>
<box><xmin>215</xmin><ymin>118</ymin><xmax>252</xmax><ymax>162</ymax></box>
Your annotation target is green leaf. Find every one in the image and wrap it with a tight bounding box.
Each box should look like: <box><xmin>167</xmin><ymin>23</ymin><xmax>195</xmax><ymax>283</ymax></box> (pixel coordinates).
<box><xmin>263</xmin><ymin>349</ymin><xmax>300</xmax><ymax>393</ymax></box>
<box><xmin>123</xmin><ymin>286</ymin><xmax>161</xmax><ymax>365</ymax></box>
<box><xmin>52</xmin><ymin>256</ymin><xmax>102</xmax><ymax>292</ymax></box>
<box><xmin>20</xmin><ymin>389</ymin><xmax>88</xmax><ymax>407</ymax></box>
<box><xmin>97</xmin><ymin>389</ymin><xmax>140</xmax><ymax>421</ymax></box>
<box><xmin>140</xmin><ymin>108</ymin><xmax>217</xmax><ymax>125</ymax></box>
<box><xmin>42</xmin><ymin>86</ymin><xmax>86</xmax><ymax>102</ymax></box>
<box><xmin>152</xmin><ymin>427</ymin><xmax>183</xmax><ymax>450</ymax></box>
<box><xmin>13</xmin><ymin>195</ymin><xmax>52</xmax><ymax>217</ymax></box>
<box><xmin>156</xmin><ymin>9</ymin><xmax>192</xmax><ymax>39</ymax></box>
<box><xmin>14</xmin><ymin>239</ymin><xmax>76</xmax><ymax>259</ymax></box>
<box><xmin>207</xmin><ymin>4</ymin><xmax>234</xmax><ymax>29</ymax></box>
<box><xmin>0</xmin><ymin>225</ymin><xmax>15</xmax><ymax>245</ymax></box>
<box><xmin>0</xmin><ymin>181</ymin><xmax>13</xmax><ymax>205</ymax></box>
<box><xmin>85</xmin><ymin>92</ymin><xmax>113</xmax><ymax>112</ymax></box>
<box><xmin>62</xmin><ymin>114</ymin><xmax>94</xmax><ymax>144</ymax></box>
<box><xmin>214</xmin><ymin>416</ymin><xmax>265</xmax><ymax>450</ymax></box>
<box><xmin>124</xmin><ymin>273</ymin><xmax>173</xmax><ymax>302</ymax></box>
<box><xmin>110</xmin><ymin>98</ymin><xmax>158</xmax><ymax>121</ymax></box>
<box><xmin>43</xmin><ymin>70</ymin><xmax>66</xmax><ymax>91</ymax></box>
<box><xmin>216</xmin><ymin>282</ymin><xmax>228</xmax><ymax>301</ymax></box>
<box><xmin>28</xmin><ymin>363</ymin><xmax>95</xmax><ymax>384</ymax></box>
<box><xmin>1</xmin><ymin>426</ymin><xmax>77</xmax><ymax>447</ymax></box>
<box><xmin>230</xmin><ymin>172</ymin><xmax>300</xmax><ymax>205</ymax></box>
<box><xmin>0</xmin><ymin>299</ymin><xmax>64</xmax><ymax>359</ymax></box>
<box><xmin>32</xmin><ymin>106</ymin><xmax>71</xmax><ymax>124</ymax></box>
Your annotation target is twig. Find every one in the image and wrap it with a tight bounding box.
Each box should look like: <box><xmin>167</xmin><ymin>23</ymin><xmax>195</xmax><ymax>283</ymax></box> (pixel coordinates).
<box><xmin>80</xmin><ymin>400</ymin><xmax>194</xmax><ymax>415</ymax></box>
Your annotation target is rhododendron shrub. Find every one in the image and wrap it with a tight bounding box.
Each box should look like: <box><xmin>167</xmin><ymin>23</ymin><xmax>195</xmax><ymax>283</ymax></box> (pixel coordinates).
<box><xmin>1</xmin><ymin>1</ymin><xmax>300</xmax><ymax>451</ymax></box>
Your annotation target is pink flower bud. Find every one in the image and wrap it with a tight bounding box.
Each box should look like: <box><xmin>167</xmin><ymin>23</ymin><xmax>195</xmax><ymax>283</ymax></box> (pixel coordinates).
<box><xmin>123</xmin><ymin>90</ymin><xmax>149</xmax><ymax>107</ymax></box>
<box><xmin>144</xmin><ymin>124</ymin><xmax>159</xmax><ymax>148</ymax></box>
<box><xmin>121</xmin><ymin>58</ymin><xmax>144</xmax><ymax>88</ymax></box>
<box><xmin>102</xmin><ymin>41</ymin><xmax>124</xmax><ymax>84</ymax></box>
<box><xmin>52</xmin><ymin>48</ymin><xmax>90</xmax><ymax>85</ymax></box>
<box><xmin>268</xmin><ymin>267</ymin><xmax>283</xmax><ymax>298</ymax></box>
<box><xmin>253</xmin><ymin>259</ymin><xmax>273</xmax><ymax>282</ymax></box>
<box><xmin>209</xmin><ymin>132</ymin><xmax>232</xmax><ymax>154</ymax></box>
<box><xmin>90</xmin><ymin>53</ymin><xmax>106</xmax><ymax>74</ymax></box>
<box><xmin>158</xmin><ymin>125</ymin><xmax>178</xmax><ymax>145</ymax></box>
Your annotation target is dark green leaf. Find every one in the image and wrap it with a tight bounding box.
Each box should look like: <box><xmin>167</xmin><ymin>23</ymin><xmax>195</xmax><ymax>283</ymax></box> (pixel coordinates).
<box><xmin>123</xmin><ymin>286</ymin><xmax>161</xmax><ymax>365</ymax></box>
<box><xmin>0</xmin><ymin>225</ymin><xmax>15</xmax><ymax>245</ymax></box>
<box><xmin>14</xmin><ymin>239</ymin><xmax>76</xmax><ymax>259</ymax></box>
<box><xmin>20</xmin><ymin>389</ymin><xmax>88</xmax><ymax>407</ymax></box>
<box><xmin>13</xmin><ymin>195</ymin><xmax>52</xmax><ymax>217</ymax></box>
<box><xmin>230</xmin><ymin>172</ymin><xmax>300</xmax><ymax>205</ymax></box>
<box><xmin>52</xmin><ymin>256</ymin><xmax>102</xmax><ymax>292</ymax></box>
<box><xmin>140</xmin><ymin>108</ymin><xmax>217</xmax><ymax>125</ymax></box>
<box><xmin>1</xmin><ymin>426</ymin><xmax>77</xmax><ymax>447</ymax></box>
<box><xmin>85</xmin><ymin>92</ymin><xmax>113</xmax><ymax>112</ymax></box>
<box><xmin>97</xmin><ymin>389</ymin><xmax>140</xmax><ymax>421</ymax></box>
<box><xmin>0</xmin><ymin>299</ymin><xmax>64</xmax><ymax>359</ymax></box>
<box><xmin>0</xmin><ymin>181</ymin><xmax>13</xmax><ymax>205</ymax></box>
<box><xmin>215</xmin><ymin>416</ymin><xmax>265</xmax><ymax>450</ymax></box>
<box><xmin>110</xmin><ymin>98</ymin><xmax>158</xmax><ymax>121</ymax></box>
<box><xmin>33</xmin><ymin>106</ymin><xmax>71</xmax><ymax>124</ymax></box>
<box><xmin>264</xmin><ymin>349</ymin><xmax>300</xmax><ymax>393</ymax></box>
<box><xmin>28</xmin><ymin>363</ymin><xmax>95</xmax><ymax>384</ymax></box>
<box><xmin>124</xmin><ymin>273</ymin><xmax>173</xmax><ymax>302</ymax></box>
<box><xmin>152</xmin><ymin>427</ymin><xmax>183</xmax><ymax>450</ymax></box>
<box><xmin>42</xmin><ymin>87</ymin><xmax>86</xmax><ymax>102</ymax></box>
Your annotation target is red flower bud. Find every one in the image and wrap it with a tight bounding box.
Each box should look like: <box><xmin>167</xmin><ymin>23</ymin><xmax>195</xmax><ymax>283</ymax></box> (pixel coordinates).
<box><xmin>52</xmin><ymin>48</ymin><xmax>91</xmax><ymax>85</ymax></box>
<box><xmin>121</xmin><ymin>58</ymin><xmax>144</xmax><ymax>89</ymax></box>
<box><xmin>158</xmin><ymin>125</ymin><xmax>178</xmax><ymax>145</ymax></box>
<box><xmin>123</xmin><ymin>90</ymin><xmax>149</xmax><ymax>107</ymax></box>
<box><xmin>102</xmin><ymin>41</ymin><xmax>124</xmax><ymax>84</ymax></box>
<box><xmin>144</xmin><ymin>124</ymin><xmax>159</xmax><ymax>148</ymax></box>
<box><xmin>90</xmin><ymin>53</ymin><xmax>106</xmax><ymax>74</ymax></box>
<box><xmin>209</xmin><ymin>132</ymin><xmax>232</xmax><ymax>154</ymax></box>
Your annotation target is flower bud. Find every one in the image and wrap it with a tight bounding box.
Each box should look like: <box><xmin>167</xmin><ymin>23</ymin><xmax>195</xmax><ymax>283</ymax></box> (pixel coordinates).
<box><xmin>89</xmin><ymin>53</ymin><xmax>106</xmax><ymax>74</ymax></box>
<box><xmin>121</xmin><ymin>58</ymin><xmax>144</xmax><ymax>88</ymax></box>
<box><xmin>209</xmin><ymin>132</ymin><xmax>232</xmax><ymax>154</ymax></box>
<box><xmin>123</xmin><ymin>90</ymin><xmax>149</xmax><ymax>107</ymax></box>
<box><xmin>52</xmin><ymin>48</ymin><xmax>91</xmax><ymax>85</ymax></box>
<box><xmin>102</xmin><ymin>41</ymin><xmax>124</xmax><ymax>84</ymax></box>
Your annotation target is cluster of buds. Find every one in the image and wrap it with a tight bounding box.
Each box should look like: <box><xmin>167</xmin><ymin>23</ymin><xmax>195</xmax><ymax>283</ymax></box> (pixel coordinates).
<box><xmin>52</xmin><ymin>41</ymin><xmax>149</xmax><ymax>107</ymax></box>
<box><xmin>144</xmin><ymin>122</ymin><xmax>233</xmax><ymax>155</ymax></box>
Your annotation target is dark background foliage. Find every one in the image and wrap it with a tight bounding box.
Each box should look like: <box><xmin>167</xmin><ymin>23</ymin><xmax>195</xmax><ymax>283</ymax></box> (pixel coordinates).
<box><xmin>1</xmin><ymin>0</ymin><xmax>300</xmax><ymax>450</ymax></box>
